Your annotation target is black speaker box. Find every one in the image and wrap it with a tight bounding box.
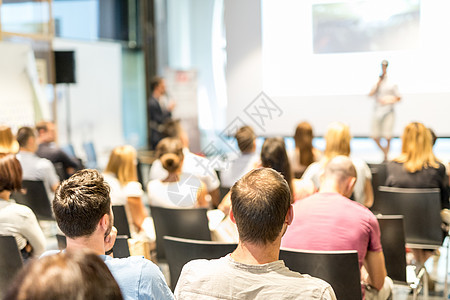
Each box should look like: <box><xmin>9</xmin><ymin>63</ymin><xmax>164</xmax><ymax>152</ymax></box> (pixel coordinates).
<box><xmin>54</xmin><ymin>51</ymin><xmax>76</xmax><ymax>84</ymax></box>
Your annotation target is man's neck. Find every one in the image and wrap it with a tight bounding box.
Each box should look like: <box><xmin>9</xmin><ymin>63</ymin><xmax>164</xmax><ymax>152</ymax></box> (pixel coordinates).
<box><xmin>231</xmin><ymin>240</ymin><xmax>280</xmax><ymax>265</ymax></box>
<box><xmin>66</xmin><ymin>235</ymin><xmax>105</xmax><ymax>256</ymax></box>
<box><xmin>319</xmin><ymin>181</ymin><xmax>342</xmax><ymax>195</ymax></box>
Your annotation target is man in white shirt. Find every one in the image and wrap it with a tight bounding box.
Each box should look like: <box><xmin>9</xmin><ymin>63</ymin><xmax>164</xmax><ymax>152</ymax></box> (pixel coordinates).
<box><xmin>175</xmin><ymin>168</ymin><xmax>336</xmax><ymax>299</ymax></box>
<box><xmin>220</xmin><ymin>126</ymin><xmax>259</xmax><ymax>188</ymax></box>
<box><xmin>16</xmin><ymin>126</ymin><xmax>60</xmax><ymax>201</ymax></box>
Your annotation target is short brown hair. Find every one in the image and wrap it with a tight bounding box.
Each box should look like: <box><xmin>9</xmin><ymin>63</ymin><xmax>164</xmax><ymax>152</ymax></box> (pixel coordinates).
<box><xmin>53</xmin><ymin>169</ymin><xmax>111</xmax><ymax>238</ymax></box>
<box><xmin>0</xmin><ymin>153</ymin><xmax>22</xmax><ymax>192</ymax></box>
<box><xmin>17</xmin><ymin>127</ymin><xmax>36</xmax><ymax>148</ymax></box>
<box><xmin>231</xmin><ymin>168</ymin><xmax>291</xmax><ymax>244</ymax></box>
<box><xmin>150</xmin><ymin>76</ymin><xmax>163</xmax><ymax>92</ymax></box>
<box><xmin>35</xmin><ymin>121</ymin><xmax>51</xmax><ymax>133</ymax></box>
<box><xmin>4</xmin><ymin>249</ymin><xmax>123</xmax><ymax>300</ymax></box>
<box><xmin>235</xmin><ymin>126</ymin><xmax>256</xmax><ymax>153</ymax></box>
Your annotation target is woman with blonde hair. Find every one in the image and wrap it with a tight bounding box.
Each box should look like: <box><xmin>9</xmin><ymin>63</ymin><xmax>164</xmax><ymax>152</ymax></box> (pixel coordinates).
<box><xmin>0</xmin><ymin>125</ymin><xmax>19</xmax><ymax>154</ymax></box>
<box><xmin>302</xmin><ymin>122</ymin><xmax>374</xmax><ymax>207</ymax></box>
<box><xmin>148</xmin><ymin>137</ymin><xmax>207</xmax><ymax>208</ymax></box>
<box><xmin>290</xmin><ymin>122</ymin><xmax>322</xmax><ymax>178</ymax></box>
<box><xmin>386</xmin><ymin>122</ymin><xmax>449</xmax><ymax>209</ymax></box>
<box><xmin>103</xmin><ymin>145</ymin><xmax>153</xmax><ymax>240</ymax></box>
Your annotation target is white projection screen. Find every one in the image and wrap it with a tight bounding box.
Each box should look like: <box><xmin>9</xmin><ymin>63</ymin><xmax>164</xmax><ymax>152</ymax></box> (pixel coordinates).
<box><xmin>225</xmin><ymin>0</ymin><xmax>450</xmax><ymax>137</ymax></box>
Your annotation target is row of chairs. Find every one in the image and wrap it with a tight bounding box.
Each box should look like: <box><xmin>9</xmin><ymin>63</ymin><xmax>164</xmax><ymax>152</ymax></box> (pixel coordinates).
<box><xmin>8</xmin><ymin>178</ymin><xmax>446</xmax><ymax>299</ymax></box>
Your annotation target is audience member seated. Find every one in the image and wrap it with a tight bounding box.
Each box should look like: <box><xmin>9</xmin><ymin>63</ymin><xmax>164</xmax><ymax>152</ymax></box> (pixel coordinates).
<box><xmin>302</xmin><ymin>122</ymin><xmax>374</xmax><ymax>208</ymax></box>
<box><xmin>0</xmin><ymin>153</ymin><xmax>46</xmax><ymax>259</ymax></box>
<box><xmin>220</xmin><ymin>126</ymin><xmax>259</xmax><ymax>188</ymax></box>
<box><xmin>261</xmin><ymin>137</ymin><xmax>315</xmax><ymax>202</ymax></box>
<box><xmin>103</xmin><ymin>145</ymin><xmax>155</xmax><ymax>243</ymax></box>
<box><xmin>149</xmin><ymin>119</ymin><xmax>221</xmax><ymax>207</ymax></box>
<box><xmin>175</xmin><ymin>168</ymin><xmax>336</xmax><ymax>300</ymax></box>
<box><xmin>44</xmin><ymin>169</ymin><xmax>174</xmax><ymax>300</ymax></box>
<box><xmin>0</xmin><ymin>125</ymin><xmax>19</xmax><ymax>154</ymax></box>
<box><xmin>148</xmin><ymin>137</ymin><xmax>207</xmax><ymax>208</ymax></box>
<box><xmin>16</xmin><ymin>126</ymin><xmax>60</xmax><ymax>201</ymax></box>
<box><xmin>35</xmin><ymin>121</ymin><xmax>81</xmax><ymax>180</ymax></box>
<box><xmin>386</xmin><ymin>122</ymin><xmax>449</xmax><ymax>210</ymax></box>
<box><xmin>385</xmin><ymin>122</ymin><xmax>449</xmax><ymax>271</ymax></box>
<box><xmin>214</xmin><ymin>137</ymin><xmax>315</xmax><ymax>242</ymax></box>
<box><xmin>289</xmin><ymin>121</ymin><xmax>322</xmax><ymax>178</ymax></box>
<box><xmin>282</xmin><ymin>156</ymin><xmax>392</xmax><ymax>300</ymax></box>
<box><xmin>4</xmin><ymin>250</ymin><xmax>123</xmax><ymax>300</ymax></box>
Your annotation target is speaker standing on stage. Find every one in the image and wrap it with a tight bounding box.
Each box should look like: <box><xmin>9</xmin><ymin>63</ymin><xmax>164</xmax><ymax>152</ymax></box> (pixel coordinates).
<box><xmin>148</xmin><ymin>76</ymin><xmax>176</xmax><ymax>149</ymax></box>
<box><xmin>369</xmin><ymin>60</ymin><xmax>401</xmax><ymax>161</ymax></box>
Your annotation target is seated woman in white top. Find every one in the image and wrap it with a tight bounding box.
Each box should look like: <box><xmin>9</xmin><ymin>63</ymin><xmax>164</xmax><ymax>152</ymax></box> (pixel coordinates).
<box><xmin>103</xmin><ymin>145</ymin><xmax>153</xmax><ymax>240</ymax></box>
<box><xmin>0</xmin><ymin>153</ymin><xmax>46</xmax><ymax>259</ymax></box>
<box><xmin>148</xmin><ymin>137</ymin><xmax>207</xmax><ymax>208</ymax></box>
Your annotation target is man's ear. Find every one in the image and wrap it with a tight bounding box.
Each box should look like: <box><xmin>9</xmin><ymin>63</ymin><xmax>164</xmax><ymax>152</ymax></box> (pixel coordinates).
<box><xmin>345</xmin><ymin>177</ymin><xmax>357</xmax><ymax>198</ymax></box>
<box><xmin>229</xmin><ymin>206</ymin><xmax>236</xmax><ymax>224</ymax></box>
<box><xmin>285</xmin><ymin>205</ymin><xmax>294</xmax><ymax>225</ymax></box>
<box><xmin>99</xmin><ymin>214</ymin><xmax>109</xmax><ymax>231</ymax></box>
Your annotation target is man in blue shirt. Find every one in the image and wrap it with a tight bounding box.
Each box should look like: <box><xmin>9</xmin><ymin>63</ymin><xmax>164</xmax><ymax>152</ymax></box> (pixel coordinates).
<box><xmin>47</xmin><ymin>169</ymin><xmax>174</xmax><ymax>300</ymax></box>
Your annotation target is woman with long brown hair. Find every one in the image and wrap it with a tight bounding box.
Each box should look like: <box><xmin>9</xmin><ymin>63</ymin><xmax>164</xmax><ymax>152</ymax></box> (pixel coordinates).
<box><xmin>290</xmin><ymin>122</ymin><xmax>322</xmax><ymax>178</ymax></box>
<box><xmin>0</xmin><ymin>153</ymin><xmax>46</xmax><ymax>259</ymax></box>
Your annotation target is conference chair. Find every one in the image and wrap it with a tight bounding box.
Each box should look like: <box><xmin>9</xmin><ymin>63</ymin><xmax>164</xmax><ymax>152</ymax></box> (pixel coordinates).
<box><xmin>112</xmin><ymin>205</ymin><xmax>131</xmax><ymax>238</ymax></box>
<box><xmin>377</xmin><ymin>215</ymin><xmax>407</xmax><ymax>283</ymax></box>
<box><xmin>0</xmin><ymin>235</ymin><xmax>24</xmax><ymax>298</ymax></box>
<box><xmin>372</xmin><ymin>187</ymin><xmax>442</xmax><ymax>248</ymax></box>
<box><xmin>150</xmin><ymin>206</ymin><xmax>211</xmax><ymax>262</ymax></box>
<box><xmin>376</xmin><ymin>215</ymin><xmax>427</xmax><ymax>299</ymax></box>
<box><xmin>12</xmin><ymin>180</ymin><xmax>54</xmax><ymax>221</ymax></box>
<box><xmin>373</xmin><ymin>187</ymin><xmax>444</xmax><ymax>299</ymax></box>
<box><xmin>368</xmin><ymin>162</ymin><xmax>387</xmax><ymax>204</ymax></box>
<box><xmin>163</xmin><ymin>236</ymin><xmax>237</xmax><ymax>290</ymax></box>
<box><xmin>112</xmin><ymin>235</ymin><xmax>131</xmax><ymax>258</ymax></box>
<box><xmin>279</xmin><ymin>248</ymin><xmax>361</xmax><ymax>300</ymax></box>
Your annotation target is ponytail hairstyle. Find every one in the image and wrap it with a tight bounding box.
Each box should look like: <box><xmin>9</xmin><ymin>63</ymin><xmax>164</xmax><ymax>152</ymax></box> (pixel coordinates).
<box><xmin>156</xmin><ymin>138</ymin><xmax>184</xmax><ymax>173</ymax></box>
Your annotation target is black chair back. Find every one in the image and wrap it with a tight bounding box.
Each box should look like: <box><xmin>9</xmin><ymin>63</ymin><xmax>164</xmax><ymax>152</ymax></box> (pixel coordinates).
<box><xmin>368</xmin><ymin>162</ymin><xmax>387</xmax><ymax>204</ymax></box>
<box><xmin>0</xmin><ymin>236</ymin><xmax>24</xmax><ymax>297</ymax></box>
<box><xmin>163</xmin><ymin>236</ymin><xmax>237</xmax><ymax>290</ymax></box>
<box><xmin>112</xmin><ymin>205</ymin><xmax>131</xmax><ymax>238</ymax></box>
<box><xmin>280</xmin><ymin>248</ymin><xmax>361</xmax><ymax>300</ymax></box>
<box><xmin>377</xmin><ymin>215</ymin><xmax>407</xmax><ymax>282</ymax></box>
<box><xmin>150</xmin><ymin>206</ymin><xmax>211</xmax><ymax>261</ymax></box>
<box><xmin>112</xmin><ymin>235</ymin><xmax>131</xmax><ymax>258</ymax></box>
<box><xmin>12</xmin><ymin>180</ymin><xmax>54</xmax><ymax>221</ymax></box>
<box><xmin>372</xmin><ymin>186</ymin><xmax>442</xmax><ymax>247</ymax></box>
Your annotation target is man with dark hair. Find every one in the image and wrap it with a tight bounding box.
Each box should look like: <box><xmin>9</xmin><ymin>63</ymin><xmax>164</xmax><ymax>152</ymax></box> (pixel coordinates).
<box><xmin>46</xmin><ymin>169</ymin><xmax>174</xmax><ymax>300</ymax></box>
<box><xmin>149</xmin><ymin>119</ymin><xmax>221</xmax><ymax>207</ymax></box>
<box><xmin>282</xmin><ymin>156</ymin><xmax>392</xmax><ymax>300</ymax></box>
<box><xmin>16</xmin><ymin>126</ymin><xmax>59</xmax><ymax>201</ymax></box>
<box><xmin>175</xmin><ymin>168</ymin><xmax>336</xmax><ymax>299</ymax></box>
<box><xmin>148</xmin><ymin>76</ymin><xmax>175</xmax><ymax>149</ymax></box>
<box><xmin>35</xmin><ymin>121</ymin><xmax>81</xmax><ymax>180</ymax></box>
<box><xmin>220</xmin><ymin>125</ymin><xmax>259</xmax><ymax>188</ymax></box>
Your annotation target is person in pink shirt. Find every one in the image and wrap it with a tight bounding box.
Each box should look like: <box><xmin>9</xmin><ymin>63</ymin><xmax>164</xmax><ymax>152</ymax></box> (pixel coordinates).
<box><xmin>282</xmin><ymin>156</ymin><xmax>392</xmax><ymax>300</ymax></box>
